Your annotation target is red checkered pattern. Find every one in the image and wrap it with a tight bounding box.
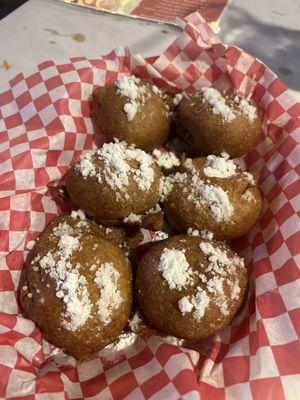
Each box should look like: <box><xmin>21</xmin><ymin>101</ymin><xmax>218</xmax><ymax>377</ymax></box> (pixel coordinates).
<box><xmin>0</xmin><ymin>12</ymin><xmax>299</xmax><ymax>400</ymax></box>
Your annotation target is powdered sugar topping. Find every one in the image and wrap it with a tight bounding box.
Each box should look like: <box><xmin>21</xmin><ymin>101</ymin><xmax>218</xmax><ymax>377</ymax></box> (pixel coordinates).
<box><xmin>243</xmin><ymin>172</ymin><xmax>256</xmax><ymax>186</ymax></box>
<box><xmin>200</xmin><ymin>87</ymin><xmax>235</xmax><ymax>123</ymax></box>
<box><xmin>178</xmin><ymin>241</ymin><xmax>244</xmax><ymax>319</ymax></box>
<box><xmin>234</xmin><ymin>95</ymin><xmax>257</xmax><ymax>122</ymax></box>
<box><xmin>158</xmin><ymin>248</ymin><xmax>194</xmax><ymax>290</ymax></box>
<box><xmin>204</xmin><ymin>154</ymin><xmax>237</xmax><ymax>178</ymax></box>
<box><xmin>76</xmin><ymin>141</ymin><xmax>155</xmax><ymax>200</ymax></box>
<box><xmin>94</xmin><ymin>262</ymin><xmax>122</xmax><ymax>325</ymax></box>
<box><xmin>36</xmin><ymin>226</ymin><xmax>91</xmax><ymax>331</ymax></box>
<box><xmin>116</xmin><ymin>75</ymin><xmax>149</xmax><ymax>121</ymax></box>
<box><xmin>242</xmin><ymin>189</ymin><xmax>256</xmax><ymax>202</ymax></box>
<box><xmin>184</xmin><ymin>160</ymin><xmax>234</xmax><ymax>222</ymax></box>
<box><xmin>152</xmin><ymin>149</ymin><xmax>180</xmax><ymax>170</ymax></box>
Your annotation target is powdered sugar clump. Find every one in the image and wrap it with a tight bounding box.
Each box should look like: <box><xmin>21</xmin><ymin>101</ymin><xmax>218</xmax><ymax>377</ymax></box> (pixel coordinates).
<box><xmin>116</xmin><ymin>75</ymin><xmax>148</xmax><ymax>121</ymax></box>
<box><xmin>234</xmin><ymin>95</ymin><xmax>257</xmax><ymax>122</ymax></box>
<box><xmin>158</xmin><ymin>248</ymin><xmax>194</xmax><ymax>290</ymax></box>
<box><xmin>187</xmin><ymin>228</ymin><xmax>200</xmax><ymax>236</ymax></box>
<box><xmin>243</xmin><ymin>172</ymin><xmax>256</xmax><ymax>186</ymax></box>
<box><xmin>152</xmin><ymin>149</ymin><xmax>180</xmax><ymax>170</ymax></box>
<box><xmin>76</xmin><ymin>141</ymin><xmax>155</xmax><ymax>200</ymax></box>
<box><xmin>94</xmin><ymin>262</ymin><xmax>122</xmax><ymax>325</ymax></box>
<box><xmin>242</xmin><ymin>189</ymin><xmax>256</xmax><ymax>202</ymax></box>
<box><xmin>151</xmin><ymin>231</ymin><xmax>169</xmax><ymax>242</ymax></box>
<box><xmin>178</xmin><ymin>288</ymin><xmax>210</xmax><ymax>320</ymax></box>
<box><xmin>184</xmin><ymin>159</ymin><xmax>234</xmax><ymax>222</ymax></box>
<box><xmin>200</xmin><ymin>230</ymin><xmax>214</xmax><ymax>240</ymax></box>
<box><xmin>199</xmin><ymin>241</ymin><xmax>244</xmax><ymax>315</ymax></box>
<box><xmin>37</xmin><ymin>228</ymin><xmax>91</xmax><ymax>331</ymax></box>
<box><xmin>173</xmin><ymin>93</ymin><xmax>183</xmax><ymax>106</ymax></box>
<box><xmin>204</xmin><ymin>154</ymin><xmax>237</xmax><ymax>178</ymax></box>
<box><xmin>177</xmin><ymin>241</ymin><xmax>244</xmax><ymax>319</ymax></box>
<box><xmin>178</xmin><ymin>296</ymin><xmax>193</xmax><ymax>313</ymax></box>
<box><xmin>200</xmin><ymin>87</ymin><xmax>235</xmax><ymax>123</ymax></box>
<box><xmin>123</xmin><ymin>213</ymin><xmax>142</xmax><ymax>224</ymax></box>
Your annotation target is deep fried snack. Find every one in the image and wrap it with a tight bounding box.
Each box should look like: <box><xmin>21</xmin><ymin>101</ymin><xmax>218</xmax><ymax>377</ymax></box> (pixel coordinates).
<box><xmin>177</xmin><ymin>88</ymin><xmax>261</xmax><ymax>158</ymax></box>
<box><xmin>163</xmin><ymin>155</ymin><xmax>262</xmax><ymax>240</ymax></box>
<box><xmin>136</xmin><ymin>235</ymin><xmax>247</xmax><ymax>340</ymax></box>
<box><xmin>20</xmin><ymin>214</ymin><xmax>132</xmax><ymax>359</ymax></box>
<box><xmin>66</xmin><ymin>140</ymin><xmax>163</xmax><ymax>224</ymax></box>
<box><xmin>93</xmin><ymin>76</ymin><xmax>170</xmax><ymax>151</ymax></box>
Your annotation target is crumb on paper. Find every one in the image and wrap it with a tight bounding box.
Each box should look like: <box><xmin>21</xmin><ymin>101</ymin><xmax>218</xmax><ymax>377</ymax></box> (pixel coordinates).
<box><xmin>0</xmin><ymin>60</ymin><xmax>10</xmax><ymax>70</ymax></box>
<box><xmin>71</xmin><ymin>33</ymin><xmax>85</xmax><ymax>42</ymax></box>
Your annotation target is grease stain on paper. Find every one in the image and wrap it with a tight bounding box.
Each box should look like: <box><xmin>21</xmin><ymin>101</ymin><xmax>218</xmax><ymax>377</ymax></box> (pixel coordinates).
<box><xmin>44</xmin><ymin>28</ymin><xmax>86</xmax><ymax>42</ymax></box>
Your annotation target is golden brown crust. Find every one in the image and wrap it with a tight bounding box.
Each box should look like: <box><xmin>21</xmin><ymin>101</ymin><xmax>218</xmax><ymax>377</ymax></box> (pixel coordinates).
<box><xmin>92</xmin><ymin>81</ymin><xmax>170</xmax><ymax>151</ymax></box>
<box><xmin>164</xmin><ymin>157</ymin><xmax>262</xmax><ymax>240</ymax></box>
<box><xmin>136</xmin><ymin>236</ymin><xmax>248</xmax><ymax>340</ymax></box>
<box><xmin>20</xmin><ymin>214</ymin><xmax>132</xmax><ymax>360</ymax></box>
<box><xmin>177</xmin><ymin>92</ymin><xmax>262</xmax><ymax>158</ymax></box>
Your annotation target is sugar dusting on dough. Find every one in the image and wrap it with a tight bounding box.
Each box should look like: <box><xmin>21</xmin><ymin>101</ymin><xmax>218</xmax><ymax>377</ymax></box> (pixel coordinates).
<box><xmin>200</xmin><ymin>87</ymin><xmax>235</xmax><ymax>123</ymax></box>
<box><xmin>116</xmin><ymin>75</ymin><xmax>146</xmax><ymax>121</ymax></box>
<box><xmin>76</xmin><ymin>141</ymin><xmax>155</xmax><ymax>200</ymax></box>
<box><xmin>178</xmin><ymin>241</ymin><xmax>244</xmax><ymax>319</ymax></box>
<box><xmin>184</xmin><ymin>159</ymin><xmax>234</xmax><ymax>222</ymax></box>
<box><xmin>152</xmin><ymin>149</ymin><xmax>180</xmax><ymax>170</ymax></box>
<box><xmin>234</xmin><ymin>95</ymin><xmax>257</xmax><ymax>122</ymax></box>
<box><xmin>37</xmin><ymin>229</ymin><xmax>92</xmax><ymax>332</ymax></box>
<box><xmin>158</xmin><ymin>248</ymin><xmax>194</xmax><ymax>290</ymax></box>
<box><xmin>94</xmin><ymin>262</ymin><xmax>122</xmax><ymax>325</ymax></box>
<box><xmin>242</xmin><ymin>189</ymin><xmax>256</xmax><ymax>202</ymax></box>
<box><xmin>204</xmin><ymin>154</ymin><xmax>237</xmax><ymax>178</ymax></box>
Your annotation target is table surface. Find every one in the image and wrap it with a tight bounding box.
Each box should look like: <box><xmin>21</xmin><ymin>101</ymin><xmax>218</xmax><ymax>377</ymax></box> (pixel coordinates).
<box><xmin>0</xmin><ymin>0</ymin><xmax>299</xmax><ymax>101</ymax></box>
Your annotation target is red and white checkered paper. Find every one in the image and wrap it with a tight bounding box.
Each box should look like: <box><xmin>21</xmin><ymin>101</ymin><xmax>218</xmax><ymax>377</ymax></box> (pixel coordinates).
<box><xmin>0</xmin><ymin>12</ymin><xmax>300</xmax><ymax>400</ymax></box>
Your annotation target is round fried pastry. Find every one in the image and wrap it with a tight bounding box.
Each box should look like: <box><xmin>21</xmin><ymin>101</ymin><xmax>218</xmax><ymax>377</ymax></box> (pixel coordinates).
<box><xmin>66</xmin><ymin>141</ymin><xmax>163</xmax><ymax>222</ymax></box>
<box><xmin>136</xmin><ymin>235</ymin><xmax>247</xmax><ymax>340</ymax></box>
<box><xmin>163</xmin><ymin>155</ymin><xmax>262</xmax><ymax>240</ymax></box>
<box><xmin>177</xmin><ymin>88</ymin><xmax>261</xmax><ymax>158</ymax></box>
<box><xmin>93</xmin><ymin>76</ymin><xmax>170</xmax><ymax>151</ymax></box>
<box><xmin>20</xmin><ymin>214</ymin><xmax>132</xmax><ymax>359</ymax></box>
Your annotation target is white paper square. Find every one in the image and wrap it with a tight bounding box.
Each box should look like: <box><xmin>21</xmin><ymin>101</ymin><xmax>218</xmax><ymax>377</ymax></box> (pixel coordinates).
<box><xmin>10</xmin><ymin>142</ymin><xmax>30</xmax><ymax>158</ymax></box>
<box><xmin>134</xmin><ymin>357</ymin><xmax>162</xmax><ymax>385</ymax></box>
<box><xmin>280</xmin><ymin>214</ymin><xmax>299</xmax><ymax>240</ymax></box>
<box><xmin>0</xmin><ymin>291</ymin><xmax>18</xmax><ymax>314</ymax></box>
<box><xmin>20</xmin><ymin>102</ymin><xmax>37</xmax><ymax>123</ymax></box>
<box><xmin>279</xmin><ymin>281</ymin><xmax>300</xmax><ymax>311</ymax></box>
<box><xmin>269</xmin><ymin>243</ymin><xmax>291</xmax><ymax>271</ymax></box>
<box><xmin>15</xmin><ymin>169</ymin><xmax>35</xmax><ymax>190</ymax></box>
<box><xmin>281</xmin><ymin>374</ymin><xmax>300</xmax><ymax>400</ymax></box>
<box><xmin>9</xmin><ymin>230</ymin><xmax>26</xmax><ymax>251</ymax></box>
<box><xmin>255</xmin><ymin>272</ymin><xmax>277</xmax><ymax>296</ymax></box>
<box><xmin>106</xmin><ymin>360</ymin><xmax>131</xmax><ymax>384</ymax></box>
<box><xmin>29</xmin><ymin>211</ymin><xmax>45</xmax><ymax>231</ymax></box>
<box><xmin>40</xmin><ymin>65</ymin><xmax>59</xmax><ymax>81</ymax></box>
<box><xmin>263</xmin><ymin>313</ymin><xmax>297</xmax><ymax>345</ymax></box>
<box><xmin>250</xmin><ymin>346</ymin><xmax>279</xmax><ymax>379</ymax></box>
<box><xmin>30</xmin><ymin>81</ymin><xmax>48</xmax><ymax>100</ymax></box>
<box><xmin>225</xmin><ymin>382</ymin><xmax>252</xmax><ymax>400</ymax></box>
<box><xmin>38</xmin><ymin>104</ymin><xmax>57</xmax><ymax>126</ymax></box>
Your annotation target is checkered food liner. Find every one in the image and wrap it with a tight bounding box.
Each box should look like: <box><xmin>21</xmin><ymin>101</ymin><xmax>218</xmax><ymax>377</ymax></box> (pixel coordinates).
<box><xmin>0</xmin><ymin>12</ymin><xmax>299</xmax><ymax>400</ymax></box>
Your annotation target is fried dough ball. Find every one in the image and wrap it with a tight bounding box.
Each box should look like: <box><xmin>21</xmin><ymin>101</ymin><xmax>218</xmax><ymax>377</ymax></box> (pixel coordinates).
<box><xmin>136</xmin><ymin>235</ymin><xmax>247</xmax><ymax>340</ymax></box>
<box><xmin>92</xmin><ymin>76</ymin><xmax>170</xmax><ymax>151</ymax></box>
<box><xmin>20</xmin><ymin>214</ymin><xmax>132</xmax><ymax>359</ymax></box>
<box><xmin>66</xmin><ymin>140</ymin><xmax>163</xmax><ymax>224</ymax></box>
<box><xmin>163</xmin><ymin>155</ymin><xmax>262</xmax><ymax>240</ymax></box>
<box><xmin>177</xmin><ymin>88</ymin><xmax>261</xmax><ymax>158</ymax></box>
